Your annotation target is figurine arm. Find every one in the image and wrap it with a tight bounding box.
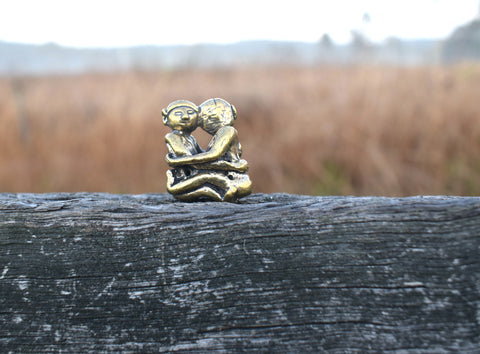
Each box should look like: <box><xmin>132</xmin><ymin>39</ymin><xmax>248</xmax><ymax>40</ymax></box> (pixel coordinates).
<box><xmin>166</xmin><ymin>127</ymin><xmax>236</xmax><ymax>166</ymax></box>
<box><xmin>194</xmin><ymin>159</ymin><xmax>248</xmax><ymax>173</ymax></box>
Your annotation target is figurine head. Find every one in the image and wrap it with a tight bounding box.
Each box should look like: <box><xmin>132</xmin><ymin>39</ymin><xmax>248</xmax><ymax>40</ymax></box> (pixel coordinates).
<box><xmin>162</xmin><ymin>100</ymin><xmax>199</xmax><ymax>133</ymax></box>
<box><xmin>198</xmin><ymin>98</ymin><xmax>237</xmax><ymax>135</ymax></box>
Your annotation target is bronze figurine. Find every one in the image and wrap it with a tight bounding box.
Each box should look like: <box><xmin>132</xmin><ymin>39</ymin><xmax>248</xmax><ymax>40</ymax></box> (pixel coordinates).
<box><xmin>163</xmin><ymin>98</ymin><xmax>252</xmax><ymax>202</ymax></box>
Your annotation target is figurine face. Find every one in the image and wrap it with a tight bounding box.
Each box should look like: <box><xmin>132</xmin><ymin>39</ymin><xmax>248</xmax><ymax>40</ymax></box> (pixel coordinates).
<box><xmin>165</xmin><ymin>106</ymin><xmax>198</xmax><ymax>132</ymax></box>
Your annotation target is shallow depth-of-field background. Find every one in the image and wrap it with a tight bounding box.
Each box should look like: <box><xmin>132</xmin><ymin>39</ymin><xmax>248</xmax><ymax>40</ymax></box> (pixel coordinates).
<box><xmin>1</xmin><ymin>64</ymin><xmax>480</xmax><ymax>196</ymax></box>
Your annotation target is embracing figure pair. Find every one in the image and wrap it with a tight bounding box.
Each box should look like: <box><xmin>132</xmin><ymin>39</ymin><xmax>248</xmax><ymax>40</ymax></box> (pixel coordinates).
<box><xmin>163</xmin><ymin>98</ymin><xmax>252</xmax><ymax>202</ymax></box>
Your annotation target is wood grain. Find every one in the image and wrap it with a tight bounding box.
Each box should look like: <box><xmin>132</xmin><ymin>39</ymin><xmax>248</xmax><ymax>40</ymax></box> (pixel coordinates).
<box><xmin>1</xmin><ymin>193</ymin><xmax>479</xmax><ymax>352</ymax></box>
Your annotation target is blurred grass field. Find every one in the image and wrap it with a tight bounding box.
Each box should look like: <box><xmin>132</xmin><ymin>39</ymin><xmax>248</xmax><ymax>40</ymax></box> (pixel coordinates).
<box><xmin>1</xmin><ymin>64</ymin><xmax>480</xmax><ymax>196</ymax></box>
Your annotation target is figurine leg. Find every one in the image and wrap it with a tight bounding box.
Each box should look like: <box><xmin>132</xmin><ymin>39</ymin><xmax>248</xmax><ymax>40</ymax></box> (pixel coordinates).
<box><xmin>223</xmin><ymin>185</ymin><xmax>238</xmax><ymax>202</ymax></box>
<box><xmin>167</xmin><ymin>172</ymin><xmax>230</xmax><ymax>195</ymax></box>
<box><xmin>175</xmin><ymin>187</ymin><xmax>223</xmax><ymax>202</ymax></box>
<box><xmin>166</xmin><ymin>170</ymin><xmax>176</xmax><ymax>187</ymax></box>
<box><xmin>236</xmin><ymin>174</ymin><xmax>253</xmax><ymax>199</ymax></box>
<box><xmin>223</xmin><ymin>173</ymin><xmax>253</xmax><ymax>202</ymax></box>
<box><xmin>167</xmin><ymin>170</ymin><xmax>251</xmax><ymax>202</ymax></box>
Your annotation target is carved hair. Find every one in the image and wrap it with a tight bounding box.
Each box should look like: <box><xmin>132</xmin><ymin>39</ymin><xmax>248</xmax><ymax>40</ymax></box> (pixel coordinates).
<box><xmin>199</xmin><ymin>98</ymin><xmax>237</xmax><ymax>134</ymax></box>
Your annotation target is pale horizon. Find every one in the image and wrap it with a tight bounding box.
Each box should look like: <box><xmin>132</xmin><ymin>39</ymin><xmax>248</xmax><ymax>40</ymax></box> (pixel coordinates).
<box><xmin>0</xmin><ymin>0</ymin><xmax>478</xmax><ymax>48</ymax></box>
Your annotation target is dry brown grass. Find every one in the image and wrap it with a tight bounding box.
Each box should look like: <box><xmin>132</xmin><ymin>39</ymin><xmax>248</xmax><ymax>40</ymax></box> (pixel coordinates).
<box><xmin>1</xmin><ymin>64</ymin><xmax>480</xmax><ymax>196</ymax></box>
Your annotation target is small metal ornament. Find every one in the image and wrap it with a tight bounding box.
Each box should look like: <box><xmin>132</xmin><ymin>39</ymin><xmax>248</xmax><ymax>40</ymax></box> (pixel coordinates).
<box><xmin>163</xmin><ymin>98</ymin><xmax>252</xmax><ymax>202</ymax></box>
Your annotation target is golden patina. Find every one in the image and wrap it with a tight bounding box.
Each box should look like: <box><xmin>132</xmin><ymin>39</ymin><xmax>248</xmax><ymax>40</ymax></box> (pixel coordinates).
<box><xmin>163</xmin><ymin>98</ymin><xmax>252</xmax><ymax>202</ymax></box>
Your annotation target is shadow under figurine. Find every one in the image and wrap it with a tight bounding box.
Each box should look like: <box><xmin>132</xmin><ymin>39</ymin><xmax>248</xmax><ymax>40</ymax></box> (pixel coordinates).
<box><xmin>163</xmin><ymin>98</ymin><xmax>252</xmax><ymax>202</ymax></box>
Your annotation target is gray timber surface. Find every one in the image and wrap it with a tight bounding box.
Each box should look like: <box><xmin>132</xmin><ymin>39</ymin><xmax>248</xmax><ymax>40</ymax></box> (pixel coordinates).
<box><xmin>1</xmin><ymin>193</ymin><xmax>479</xmax><ymax>352</ymax></box>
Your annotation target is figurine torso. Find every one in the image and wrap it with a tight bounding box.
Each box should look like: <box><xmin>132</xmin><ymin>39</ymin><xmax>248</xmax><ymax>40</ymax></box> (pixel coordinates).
<box><xmin>206</xmin><ymin>126</ymin><xmax>242</xmax><ymax>163</ymax></box>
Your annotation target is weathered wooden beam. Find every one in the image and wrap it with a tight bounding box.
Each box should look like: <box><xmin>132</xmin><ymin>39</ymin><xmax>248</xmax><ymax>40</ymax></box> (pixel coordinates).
<box><xmin>1</xmin><ymin>193</ymin><xmax>479</xmax><ymax>352</ymax></box>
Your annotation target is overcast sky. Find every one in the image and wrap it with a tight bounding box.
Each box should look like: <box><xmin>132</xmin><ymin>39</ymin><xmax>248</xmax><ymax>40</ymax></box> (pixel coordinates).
<box><xmin>0</xmin><ymin>0</ymin><xmax>478</xmax><ymax>47</ymax></box>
